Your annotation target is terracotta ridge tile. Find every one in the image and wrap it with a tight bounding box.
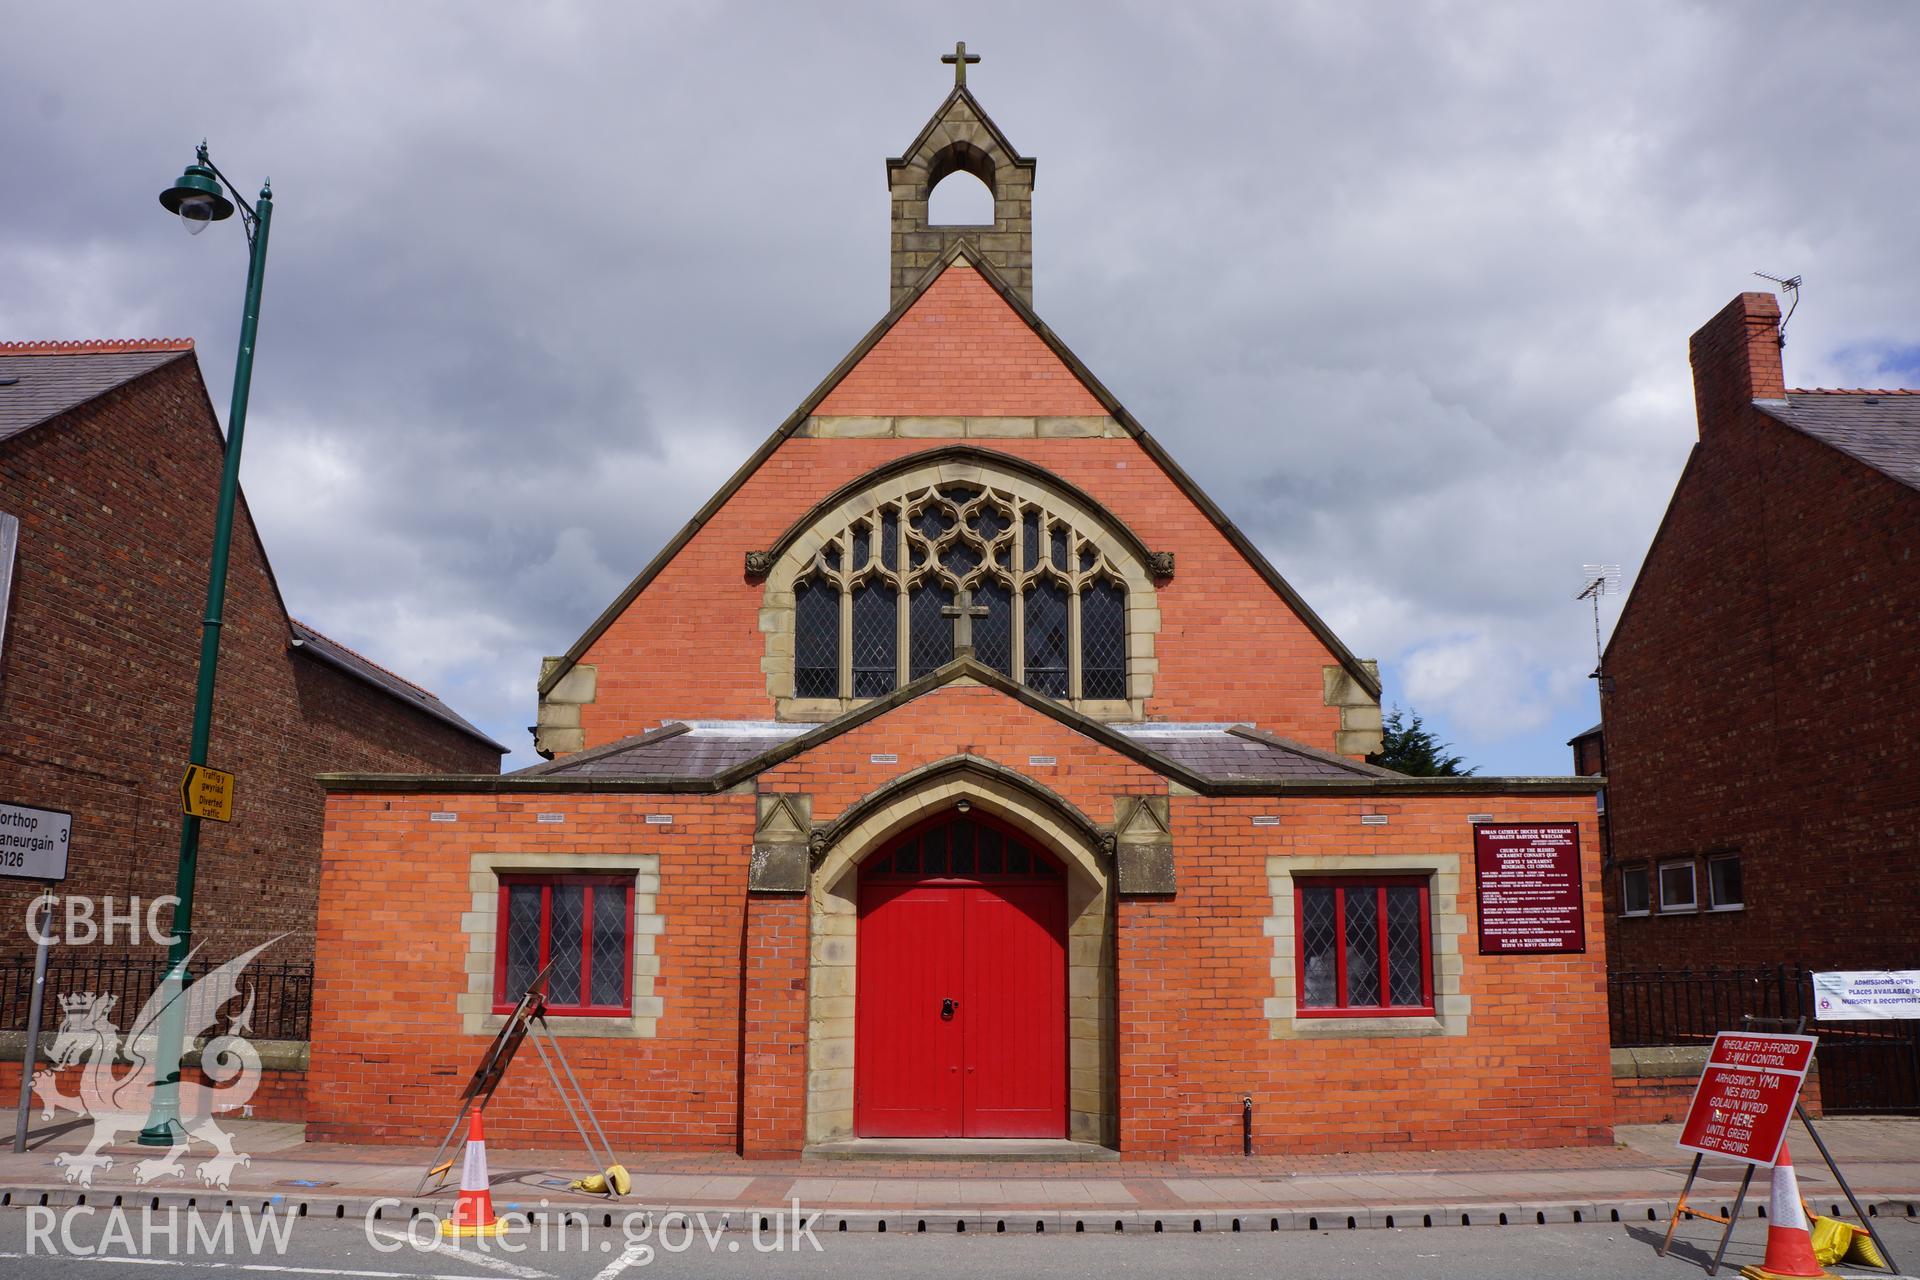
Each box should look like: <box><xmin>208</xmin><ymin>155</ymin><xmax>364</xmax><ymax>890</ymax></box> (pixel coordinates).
<box><xmin>1783</xmin><ymin>387</ymin><xmax>1920</xmax><ymax>395</ymax></box>
<box><xmin>0</xmin><ymin>338</ymin><xmax>195</xmax><ymax>354</ymax></box>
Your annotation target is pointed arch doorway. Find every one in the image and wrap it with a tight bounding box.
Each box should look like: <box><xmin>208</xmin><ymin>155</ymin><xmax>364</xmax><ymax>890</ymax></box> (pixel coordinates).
<box><xmin>854</xmin><ymin>812</ymin><xmax>1067</xmax><ymax>1138</ymax></box>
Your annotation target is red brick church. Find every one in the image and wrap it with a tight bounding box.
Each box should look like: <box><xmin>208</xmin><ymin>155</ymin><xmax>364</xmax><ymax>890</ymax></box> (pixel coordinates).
<box><xmin>312</xmin><ymin>59</ymin><xmax>1608</xmax><ymax>1157</ymax></box>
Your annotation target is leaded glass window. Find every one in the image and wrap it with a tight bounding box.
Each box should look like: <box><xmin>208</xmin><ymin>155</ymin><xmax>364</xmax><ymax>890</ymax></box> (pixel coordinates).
<box><xmin>1081</xmin><ymin>578</ymin><xmax>1126</xmax><ymax>699</ymax></box>
<box><xmin>494</xmin><ymin>875</ymin><xmax>633</xmax><ymax>1016</ymax></box>
<box><xmin>503</xmin><ymin>885</ymin><xmax>542</xmax><ymax>1009</ymax></box>
<box><xmin>1295</xmin><ymin>878</ymin><xmax>1432</xmax><ymax>1015</ymax></box>
<box><xmin>973</xmin><ymin>578</ymin><xmax>1013</xmax><ymax>677</ymax></box>
<box><xmin>547</xmin><ymin>884</ymin><xmax>585</xmax><ymax>1006</ymax></box>
<box><xmin>850</xmin><ymin>581</ymin><xmax>897</xmax><ymax>698</ymax></box>
<box><xmin>908</xmin><ymin>582</ymin><xmax>952</xmax><ymax>680</ymax></box>
<box><xmin>793</xmin><ymin>576</ymin><xmax>839</xmax><ymax>698</ymax></box>
<box><xmin>783</xmin><ymin>478</ymin><xmax>1135</xmax><ymax>704</ymax></box>
<box><xmin>1023</xmin><ymin>578</ymin><xmax>1069</xmax><ymax>698</ymax></box>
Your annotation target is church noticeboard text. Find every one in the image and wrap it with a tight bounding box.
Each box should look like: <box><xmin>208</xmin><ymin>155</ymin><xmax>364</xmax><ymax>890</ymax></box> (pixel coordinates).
<box><xmin>1472</xmin><ymin>822</ymin><xmax>1584</xmax><ymax>955</ymax></box>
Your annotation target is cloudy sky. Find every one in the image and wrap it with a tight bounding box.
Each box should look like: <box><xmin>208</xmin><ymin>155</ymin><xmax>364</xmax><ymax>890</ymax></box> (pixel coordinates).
<box><xmin>5</xmin><ymin>2</ymin><xmax>1917</xmax><ymax>773</ymax></box>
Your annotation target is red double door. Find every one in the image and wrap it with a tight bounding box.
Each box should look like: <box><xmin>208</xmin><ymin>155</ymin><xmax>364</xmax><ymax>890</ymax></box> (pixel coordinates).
<box><xmin>854</xmin><ymin>817</ymin><xmax>1067</xmax><ymax>1139</ymax></box>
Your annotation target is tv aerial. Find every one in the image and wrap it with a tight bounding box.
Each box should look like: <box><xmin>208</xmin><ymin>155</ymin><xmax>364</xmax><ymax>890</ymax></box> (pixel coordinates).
<box><xmin>1576</xmin><ymin>565</ymin><xmax>1621</xmax><ymax>674</ymax></box>
<box><xmin>1754</xmin><ymin>271</ymin><xmax>1802</xmax><ymax>347</ymax></box>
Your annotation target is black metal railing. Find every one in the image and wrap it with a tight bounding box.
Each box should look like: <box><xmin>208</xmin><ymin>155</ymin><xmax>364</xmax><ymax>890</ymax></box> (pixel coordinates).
<box><xmin>1609</xmin><ymin>966</ymin><xmax>1809</xmax><ymax>1046</ymax></box>
<box><xmin>1610</xmin><ymin>966</ymin><xmax>1920</xmax><ymax>1115</ymax></box>
<box><xmin>0</xmin><ymin>957</ymin><xmax>312</xmax><ymax>1043</ymax></box>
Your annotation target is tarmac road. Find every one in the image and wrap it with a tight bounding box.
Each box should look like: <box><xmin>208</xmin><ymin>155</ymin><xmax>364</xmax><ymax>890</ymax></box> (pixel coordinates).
<box><xmin>0</xmin><ymin>1205</ymin><xmax>1913</xmax><ymax>1279</ymax></box>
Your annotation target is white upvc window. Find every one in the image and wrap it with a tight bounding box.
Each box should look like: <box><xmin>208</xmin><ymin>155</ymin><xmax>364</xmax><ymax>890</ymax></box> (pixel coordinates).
<box><xmin>1708</xmin><ymin>854</ymin><xmax>1744</xmax><ymax>911</ymax></box>
<box><xmin>1658</xmin><ymin>859</ymin><xmax>1698</xmax><ymax>914</ymax></box>
<box><xmin>1619</xmin><ymin>865</ymin><xmax>1651</xmax><ymax>917</ymax></box>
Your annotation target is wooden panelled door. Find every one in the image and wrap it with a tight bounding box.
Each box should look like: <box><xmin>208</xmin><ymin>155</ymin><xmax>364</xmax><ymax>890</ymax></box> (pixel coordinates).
<box><xmin>855</xmin><ymin>815</ymin><xmax>1067</xmax><ymax>1139</ymax></box>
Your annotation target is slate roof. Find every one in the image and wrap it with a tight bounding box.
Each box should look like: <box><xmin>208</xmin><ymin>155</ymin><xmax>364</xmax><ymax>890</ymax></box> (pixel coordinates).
<box><xmin>0</xmin><ymin>341</ymin><xmax>194</xmax><ymax>444</ymax></box>
<box><xmin>513</xmin><ymin>722</ymin><xmax>807</xmax><ymax>779</ymax></box>
<box><xmin>1110</xmin><ymin>723</ymin><xmax>1398</xmax><ymax>781</ymax></box>
<box><xmin>290</xmin><ymin>620</ymin><xmax>507</xmax><ymax>752</ymax></box>
<box><xmin>517</xmin><ymin>716</ymin><xmax>1390</xmax><ymax>785</ymax></box>
<box><xmin>1568</xmin><ymin>721</ymin><xmax>1603</xmax><ymax>745</ymax></box>
<box><xmin>1757</xmin><ymin>392</ymin><xmax>1920</xmax><ymax>493</ymax></box>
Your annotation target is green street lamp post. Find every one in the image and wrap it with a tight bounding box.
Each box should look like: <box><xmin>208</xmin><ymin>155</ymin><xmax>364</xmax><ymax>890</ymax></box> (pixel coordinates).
<box><xmin>139</xmin><ymin>144</ymin><xmax>273</xmax><ymax>1147</ymax></box>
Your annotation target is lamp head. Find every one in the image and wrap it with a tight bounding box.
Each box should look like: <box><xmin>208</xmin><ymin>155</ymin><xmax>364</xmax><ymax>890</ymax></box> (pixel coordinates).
<box><xmin>159</xmin><ymin>163</ymin><xmax>234</xmax><ymax>235</ymax></box>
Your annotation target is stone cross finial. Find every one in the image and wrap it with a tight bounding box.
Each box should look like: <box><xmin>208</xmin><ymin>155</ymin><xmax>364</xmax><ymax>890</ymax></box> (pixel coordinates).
<box><xmin>941</xmin><ymin>40</ymin><xmax>980</xmax><ymax>88</ymax></box>
<box><xmin>942</xmin><ymin>587</ymin><xmax>990</xmax><ymax>658</ymax></box>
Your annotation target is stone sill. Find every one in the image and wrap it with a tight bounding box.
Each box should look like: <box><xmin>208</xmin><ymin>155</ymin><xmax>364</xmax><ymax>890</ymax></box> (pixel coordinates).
<box><xmin>1287</xmin><ymin>1015</ymin><xmax>1448</xmax><ymax>1040</ymax></box>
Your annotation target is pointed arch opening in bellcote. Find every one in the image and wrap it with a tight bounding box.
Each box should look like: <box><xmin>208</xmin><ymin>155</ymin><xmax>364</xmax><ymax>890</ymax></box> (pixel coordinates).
<box><xmin>889</xmin><ymin>51</ymin><xmax>1035</xmax><ymax>307</ymax></box>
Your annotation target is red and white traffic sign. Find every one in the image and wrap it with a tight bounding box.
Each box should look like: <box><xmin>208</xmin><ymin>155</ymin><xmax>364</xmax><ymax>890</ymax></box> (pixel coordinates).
<box><xmin>1676</xmin><ymin>1031</ymin><xmax>1817</xmax><ymax>1167</ymax></box>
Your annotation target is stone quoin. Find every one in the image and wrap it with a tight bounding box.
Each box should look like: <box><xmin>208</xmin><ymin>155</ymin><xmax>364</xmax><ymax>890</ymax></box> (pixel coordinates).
<box><xmin>311</xmin><ymin>51</ymin><xmax>1611</xmax><ymax>1158</ymax></box>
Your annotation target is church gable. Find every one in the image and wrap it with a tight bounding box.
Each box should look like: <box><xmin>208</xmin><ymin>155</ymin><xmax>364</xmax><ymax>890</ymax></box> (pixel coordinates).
<box><xmin>812</xmin><ymin>262</ymin><xmax>1105</xmax><ymax>419</ymax></box>
<box><xmin>536</xmin><ymin>68</ymin><xmax>1381</xmax><ymax>760</ymax></box>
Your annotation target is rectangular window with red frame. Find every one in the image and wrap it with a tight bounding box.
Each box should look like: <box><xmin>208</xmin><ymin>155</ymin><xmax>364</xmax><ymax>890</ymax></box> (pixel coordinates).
<box><xmin>1296</xmin><ymin>877</ymin><xmax>1433</xmax><ymax>1015</ymax></box>
<box><xmin>495</xmin><ymin>874</ymin><xmax>633</xmax><ymax>1016</ymax></box>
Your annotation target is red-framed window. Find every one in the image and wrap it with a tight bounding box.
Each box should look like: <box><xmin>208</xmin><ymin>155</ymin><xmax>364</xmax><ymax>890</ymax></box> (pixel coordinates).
<box><xmin>1295</xmin><ymin>877</ymin><xmax>1433</xmax><ymax>1016</ymax></box>
<box><xmin>494</xmin><ymin>874</ymin><xmax>633</xmax><ymax>1016</ymax></box>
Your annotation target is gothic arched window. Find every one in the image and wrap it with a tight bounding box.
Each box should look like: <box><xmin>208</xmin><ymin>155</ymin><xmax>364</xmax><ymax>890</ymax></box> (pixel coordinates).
<box><xmin>770</xmin><ymin>457</ymin><xmax>1158</xmax><ymax>716</ymax></box>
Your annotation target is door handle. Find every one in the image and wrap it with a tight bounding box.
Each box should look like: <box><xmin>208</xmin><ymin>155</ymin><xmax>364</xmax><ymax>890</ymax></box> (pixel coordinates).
<box><xmin>941</xmin><ymin>997</ymin><xmax>958</xmax><ymax>1020</ymax></box>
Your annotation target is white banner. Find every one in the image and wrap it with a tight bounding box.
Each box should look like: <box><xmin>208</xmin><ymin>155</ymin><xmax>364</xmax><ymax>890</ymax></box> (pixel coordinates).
<box><xmin>1813</xmin><ymin>970</ymin><xmax>1920</xmax><ymax>1020</ymax></box>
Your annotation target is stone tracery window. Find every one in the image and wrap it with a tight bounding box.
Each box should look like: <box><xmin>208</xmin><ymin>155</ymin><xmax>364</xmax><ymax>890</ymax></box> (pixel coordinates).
<box><xmin>786</xmin><ymin>479</ymin><xmax>1135</xmax><ymax>706</ymax></box>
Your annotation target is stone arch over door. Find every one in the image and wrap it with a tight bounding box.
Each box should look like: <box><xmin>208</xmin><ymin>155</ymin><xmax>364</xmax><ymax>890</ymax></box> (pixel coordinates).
<box><xmin>805</xmin><ymin>759</ymin><xmax>1115</xmax><ymax>1146</ymax></box>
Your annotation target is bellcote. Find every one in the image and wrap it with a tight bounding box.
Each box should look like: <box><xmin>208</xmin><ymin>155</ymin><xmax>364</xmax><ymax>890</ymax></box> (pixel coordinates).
<box><xmin>888</xmin><ymin>43</ymin><xmax>1036</xmax><ymax>308</ymax></box>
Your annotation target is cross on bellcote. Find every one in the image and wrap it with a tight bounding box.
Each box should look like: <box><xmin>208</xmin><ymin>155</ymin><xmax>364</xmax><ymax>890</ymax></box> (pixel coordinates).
<box><xmin>942</xmin><ymin>587</ymin><xmax>990</xmax><ymax>657</ymax></box>
<box><xmin>942</xmin><ymin>40</ymin><xmax>981</xmax><ymax>88</ymax></box>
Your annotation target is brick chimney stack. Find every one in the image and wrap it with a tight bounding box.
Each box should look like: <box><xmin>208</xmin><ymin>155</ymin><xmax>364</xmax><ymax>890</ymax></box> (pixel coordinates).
<box><xmin>1688</xmin><ymin>292</ymin><xmax>1786</xmax><ymax>438</ymax></box>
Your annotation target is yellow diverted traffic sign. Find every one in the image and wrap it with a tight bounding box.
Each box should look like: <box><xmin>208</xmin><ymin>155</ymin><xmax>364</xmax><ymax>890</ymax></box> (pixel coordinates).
<box><xmin>180</xmin><ymin>765</ymin><xmax>235</xmax><ymax>823</ymax></box>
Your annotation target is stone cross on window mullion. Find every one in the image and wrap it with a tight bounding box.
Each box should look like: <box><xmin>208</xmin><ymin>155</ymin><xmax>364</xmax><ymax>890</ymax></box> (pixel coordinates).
<box><xmin>942</xmin><ymin>586</ymin><xmax>990</xmax><ymax>660</ymax></box>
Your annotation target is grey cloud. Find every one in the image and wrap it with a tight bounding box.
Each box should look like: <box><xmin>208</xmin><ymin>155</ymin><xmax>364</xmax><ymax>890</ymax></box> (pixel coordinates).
<box><xmin>3</xmin><ymin>1</ymin><xmax>1915</xmax><ymax>772</ymax></box>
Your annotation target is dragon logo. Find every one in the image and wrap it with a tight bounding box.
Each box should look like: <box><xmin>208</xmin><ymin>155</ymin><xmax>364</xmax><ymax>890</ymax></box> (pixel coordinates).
<box><xmin>32</xmin><ymin>938</ymin><xmax>281</xmax><ymax>1189</ymax></box>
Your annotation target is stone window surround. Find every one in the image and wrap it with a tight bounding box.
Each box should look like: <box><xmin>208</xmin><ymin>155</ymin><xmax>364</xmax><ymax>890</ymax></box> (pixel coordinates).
<box><xmin>1264</xmin><ymin>853</ymin><xmax>1470</xmax><ymax>1039</ymax></box>
<box><xmin>761</xmin><ymin>455</ymin><xmax>1160</xmax><ymax>722</ymax></box>
<box><xmin>805</xmin><ymin>770</ymin><xmax>1116</xmax><ymax>1148</ymax></box>
<box><xmin>459</xmin><ymin>851</ymin><xmax>664</xmax><ymax>1039</ymax></box>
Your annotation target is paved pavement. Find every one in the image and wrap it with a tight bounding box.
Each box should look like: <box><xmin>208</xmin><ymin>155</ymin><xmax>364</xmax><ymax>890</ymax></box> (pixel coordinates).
<box><xmin>0</xmin><ymin>1210</ymin><xmax>1914</xmax><ymax>1278</ymax></box>
<box><xmin>0</xmin><ymin>1109</ymin><xmax>1913</xmax><ymax>1244</ymax></box>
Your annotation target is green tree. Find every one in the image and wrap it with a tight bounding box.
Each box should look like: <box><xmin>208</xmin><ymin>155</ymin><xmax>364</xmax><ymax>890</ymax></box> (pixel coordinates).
<box><xmin>1367</xmin><ymin>705</ymin><xmax>1476</xmax><ymax>777</ymax></box>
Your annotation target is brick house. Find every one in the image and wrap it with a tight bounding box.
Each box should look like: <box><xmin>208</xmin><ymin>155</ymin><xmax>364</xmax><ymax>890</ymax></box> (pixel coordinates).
<box><xmin>1600</xmin><ymin>293</ymin><xmax>1920</xmax><ymax>973</ymax></box>
<box><xmin>0</xmin><ymin>340</ymin><xmax>504</xmax><ymax>967</ymax></box>
<box><xmin>1568</xmin><ymin>722</ymin><xmax>1609</xmax><ymax>862</ymax></box>
<box><xmin>313</xmin><ymin>72</ymin><xmax>1607</xmax><ymax>1157</ymax></box>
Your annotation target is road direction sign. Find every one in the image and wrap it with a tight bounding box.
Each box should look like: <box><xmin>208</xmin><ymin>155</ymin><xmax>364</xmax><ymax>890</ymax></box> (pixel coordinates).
<box><xmin>181</xmin><ymin>764</ymin><xmax>235</xmax><ymax>823</ymax></box>
<box><xmin>0</xmin><ymin>801</ymin><xmax>71</xmax><ymax>882</ymax></box>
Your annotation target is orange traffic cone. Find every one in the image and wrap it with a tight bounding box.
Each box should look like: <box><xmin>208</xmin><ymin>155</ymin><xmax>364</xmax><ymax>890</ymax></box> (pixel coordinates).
<box><xmin>1740</xmin><ymin>1142</ymin><xmax>1833</xmax><ymax>1280</ymax></box>
<box><xmin>440</xmin><ymin>1106</ymin><xmax>509</xmax><ymax>1237</ymax></box>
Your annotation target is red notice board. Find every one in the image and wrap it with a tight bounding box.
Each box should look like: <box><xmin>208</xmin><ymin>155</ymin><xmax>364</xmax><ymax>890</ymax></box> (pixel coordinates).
<box><xmin>1472</xmin><ymin>822</ymin><xmax>1585</xmax><ymax>954</ymax></box>
<box><xmin>1676</xmin><ymin>1032</ymin><xmax>1817</xmax><ymax>1167</ymax></box>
